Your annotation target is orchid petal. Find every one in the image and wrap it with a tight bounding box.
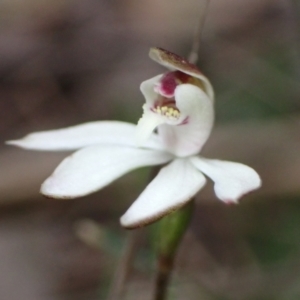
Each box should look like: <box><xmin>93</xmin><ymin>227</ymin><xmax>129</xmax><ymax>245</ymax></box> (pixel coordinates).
<box><xmin>120</xmin><ymin>158</ymin><xmax>206</xmax><ymax>228</ymax></box>
<box><xmin>136</xmin><ymin>109</ymin><xmax>165</xmax><ymax>146</ymax></box>
<box><xmin>190</xmin><ymin>157</ymin><xmax>261</xmax><ymax>203</ymax></box>
<box><xmin>7</xmin><ymin>121</ymin><xmax>164</xmax><ymax>151</ymax></box>
<box><xmin>41</xmin><ymin>145</ymin><xmax>172</xmax><ymax>198</ymax></box>
<box><xmin>140</xmin><ymin>74</ymin><xmax>163</xmax><ymax>106</ymax></box>
<box><xmin>158</xmin><ymin>84</ymin><xmax>214</xmax><ymax>157</ymax></box>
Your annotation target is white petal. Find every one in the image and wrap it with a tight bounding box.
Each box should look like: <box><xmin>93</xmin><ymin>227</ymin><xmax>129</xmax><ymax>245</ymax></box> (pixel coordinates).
<box><xmin>140</xmin><ymin>74</ymin><xmax>163</xmax><ymax>106</ymax></box>
<box><xmin>41</xmin><ymin>145</ymin><xmax>172</xmax><ymax>198</ymax></box>
<box><xmin>136</xmin><ymin>108</ymin><xmax>165</xmax><ymax>146</ymax></box>
<box><xmin>189</xmin><ymin>73</ymin><xmax>214</xmax><ymax>102</ymax></box>
<box><xmin>190</xmin><ymin>157</ymin><xmax>261</xmax><ymax>203</ymax></box>
<box><xmin>7</xmin><ymin>121</ymin><xmax>164</xmax><ymax>151</ymax></box>
<box><xmin>158</xmin><ymin>84</ymin><xmax>214</xmax><ymax>157</ymax></box>
<box><xmin>120</xmin><ymin>158</ymin><xmax>206</xmax><ymax>228</ymax></box>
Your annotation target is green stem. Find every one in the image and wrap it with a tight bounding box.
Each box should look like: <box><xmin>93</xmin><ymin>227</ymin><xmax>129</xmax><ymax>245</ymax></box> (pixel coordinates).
<box><xmin>153</xmin><ymin>201</ymin><xmax>194</xmax><ymax>300</ymax></box>
<box><xmin>155</xmin><ymin>255</ymin><xmax>174</xmax><ymax>300</ymax></box>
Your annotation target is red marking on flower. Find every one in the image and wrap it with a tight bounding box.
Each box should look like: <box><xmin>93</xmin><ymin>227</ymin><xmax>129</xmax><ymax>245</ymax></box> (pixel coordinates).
<box><xmin>155</xmin><ymin>99</ymin><xmax>175</xmax><ymax>107</ymax></box>
<box><xmin>153</xmin><ymin>97</ymin><xmax>176</xmax><ymax>109</ymax></box>
<box><xmin>224</xmin><ymin>200</ymin><xmax>238</xmax><ymax>205</ymax></box>
<box><xmin>179</xmin><ymin>117</ymin><xmax>189</xmax><ymax>125</ymax></box>
<box><xmin>155</xmin><ymin>71</ymin><xmax>191</xmax><ymax>98</ymax></box>
<box><xmin>173</xmin><ymin>71</ymin><xmax>191</xmax><ymax>83</ymax></box>
<box><xmin>158</xmin><ymin>73</ymin><xmax>177</xmax><ymax>97</ymax></box>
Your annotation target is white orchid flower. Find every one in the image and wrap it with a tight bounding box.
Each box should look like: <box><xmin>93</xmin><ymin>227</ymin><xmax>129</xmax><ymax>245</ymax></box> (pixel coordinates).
<box><xmin>7</xmin><ymin>48</ymin><xmax>261</xmax><ymax>229</ymax></box>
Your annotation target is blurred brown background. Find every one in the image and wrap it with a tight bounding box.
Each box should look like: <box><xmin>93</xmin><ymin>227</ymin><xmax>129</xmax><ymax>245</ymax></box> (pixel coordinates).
<box><xmin>1</xmin><ymin>0</ymin><xmax>300</xmax><ymax>299</ymax></box>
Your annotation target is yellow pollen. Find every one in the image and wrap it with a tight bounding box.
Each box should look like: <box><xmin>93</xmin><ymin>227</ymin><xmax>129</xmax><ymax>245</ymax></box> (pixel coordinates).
<box><xmin>161</xmin><ymin>106</ymin><xmax>168</xmax><ymax>113</ymax></box>
<box><xmin>154</xmin><ymin>105</ymin><xmax>180</xmax><ymax>119</ymax></box>
<box><xmin>173</xmin><ymin>110</ymin><xmax>179</xmax><ymax>118</ymax></box>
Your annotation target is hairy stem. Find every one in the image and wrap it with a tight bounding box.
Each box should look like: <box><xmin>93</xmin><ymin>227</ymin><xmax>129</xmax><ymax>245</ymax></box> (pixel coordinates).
<box><xmin>153</xmin><ymin>201</ymin><xmax>194</xmax><ymax>300</ymax></box>
<box><xmin>188</xmin><ymin>0</ymin><xmax>211</xmax><ymax>64</ymax></box>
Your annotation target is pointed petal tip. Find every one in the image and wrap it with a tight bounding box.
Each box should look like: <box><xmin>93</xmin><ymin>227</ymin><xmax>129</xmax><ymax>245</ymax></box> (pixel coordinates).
<box><xmin>6</xmin><ymin>140</ymin><xmax>23</xmax><ymax>147</ymax></box>
<box><xmin>120</xmin><ymin>205</ymin><xmax>182</xmax><ymax>229</ymax></box>
<box><xmin>6</xmin><ymin>137</ymin><xmax>43</xmax><ymax>150</ymax></box>
<box><xmin>120</xmin><ymin>206</ymin><xmax>162</xmax><ymax>229</ymax></box>
<box><xmin>120</xmin><ymin>215</ymin><xmax>144</xmax><ymax>229</ymax></box>
<box><xmin>8</xmin><ymin>121</ymin><xmax>159</xmax><ymax>151</ymax></box>
<box><xmin>220</xmin><ymin>175</ymin><xmax>262</xmax><ymax>205</ymax></box>
<box><xmin>225</xmin><ymin>175</ymin><xmax>262</xmax><ymax>204</ymax></box>
<box><xmin>120</xmin><ymin>159</ymin><xmax>207</xmax><ymax>229</ymax></box>
<box><xmin>149</xmin><ymin>47</ymin><xmax>161</xmax><ymax>62</ymax></box>
<box><xmin>6</xmin><ymin>134</ymin><xmax>50</xmax><ymax>149</ymax></box>
<box><xmin>191</xmin><ymin>157</ymin><xmax>261</xmax><ymax>204</ymax></box>
<box><xmin>120</xmin><ymin>212</ymin><xmax>163</xmax><ymax>229</ymax></box>
<box><xmin>224</xmin><ymin>199</ymin><xmax>239</xmax><ymax>205</ymax></box>
<box><xmin>40</xmin><ymin>179</ymin><xmax>60</xmax><ymax>199</ymax></box>
<box><xmin>41</xmin><ymin>191</ymin><xmax>74</xmax><ymax>200</ymax></box>
<box><xmin>40</xmin><ymin>177</ymin><xmax>81</xmax><ymax>200</ymax></box>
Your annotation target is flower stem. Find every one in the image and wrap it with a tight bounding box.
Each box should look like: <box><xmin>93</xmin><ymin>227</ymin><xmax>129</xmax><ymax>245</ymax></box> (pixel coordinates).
<box><xmin>154</xmin><ymin>254</ymin><xmax>174</xmax><ymax>300</ymax></box>
<box><xmin>153</xmin><ymin>201</ymin><xmax>194</xmax><ymax>300</ymax></box>
<box><xmin>188</xmin><ymin>0</ymin><xmax>210</xmax><ymax>64</ymax></box>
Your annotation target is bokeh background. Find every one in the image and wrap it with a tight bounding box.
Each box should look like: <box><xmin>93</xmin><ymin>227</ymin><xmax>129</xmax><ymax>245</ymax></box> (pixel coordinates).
<box><xmin>1</xmin><ymin>0</ymin><xmax>300</xmax><ymax>299</ymax></box>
